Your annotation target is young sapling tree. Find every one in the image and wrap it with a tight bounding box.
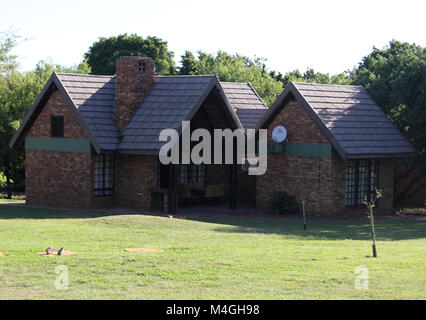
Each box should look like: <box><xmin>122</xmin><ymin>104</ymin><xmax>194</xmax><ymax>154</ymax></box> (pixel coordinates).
<box><xmin>364</xmin><ymin>189</ymin><xmax>383</xmax><ymax>258</ymax></box>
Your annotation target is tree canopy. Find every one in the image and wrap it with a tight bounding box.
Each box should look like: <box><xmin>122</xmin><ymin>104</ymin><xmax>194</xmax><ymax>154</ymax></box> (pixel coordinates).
<box><xmin>352</xmin><ymin>40</ymin><xmax>426</xmax><ymax>202</ymax></box>
<box><xmin>0</xmin><ymin>30</ymin><xmax>18</xmax><ymax>78</ymax></box>
<box><xmin>269</xmin><ymin>68</ymin><xmax>352</xmax><ymax>87</ymax></box>
<box><xmin>178</xmin><ymin>51</ymin><xmax>283</xmax><ymax>106</ymax></box>
<box><xmin>84</xmin><ymin>34</ymin><xmax>175</xmax><ymax>75</ymax></box>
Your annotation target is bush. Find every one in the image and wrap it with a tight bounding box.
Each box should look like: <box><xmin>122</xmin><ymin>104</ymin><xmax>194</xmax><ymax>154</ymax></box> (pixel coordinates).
<box><xmin>0</xmin><ymin>173</ymin><xmax>6</xmax><ymax>191</ymax></box>
<box><xmin>270</xmin><ymin>191</ymin><xmax>299</xmax><ymax>215</ymax></box>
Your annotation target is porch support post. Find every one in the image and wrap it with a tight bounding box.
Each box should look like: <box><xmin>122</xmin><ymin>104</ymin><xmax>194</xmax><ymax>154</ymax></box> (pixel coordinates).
<box><xmin>231</xmin><ymin>163</ymin><xmax>237</xmax><ymax>210</ymax></box>
<box><xmin>168</xmin><ymin>164</ymin><xmax>177</xmax><ymax>214</ymax></box>
<box><xmin>229</xmin><ymin>139</ymin><xmax>238</xmax><ymax>210</ymax></box>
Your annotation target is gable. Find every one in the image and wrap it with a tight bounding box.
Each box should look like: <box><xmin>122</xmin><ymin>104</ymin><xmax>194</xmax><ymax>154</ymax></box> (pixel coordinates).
<box><xmin>257</xmin><ymin>82</ymin><xmax>416</xmax><ymax>159</ymax></box>
<box><xmin>9</xmin><ymin>73</ymin><xmax>101</xmax><ymax>152</ymax></box>
<box><xmin>118</xmin><ymin>76</ymin><xmax>243</xmax><ymax>154</ymax></box>
<box><xmin>266</xmin><ymin>95</ymin><xmax>328</xmax><ymax>144</ymax></box>
<box><xmin>27</xmin><ymin>90</ymin><xmax>88</xmax><ymax>140</ymax></box>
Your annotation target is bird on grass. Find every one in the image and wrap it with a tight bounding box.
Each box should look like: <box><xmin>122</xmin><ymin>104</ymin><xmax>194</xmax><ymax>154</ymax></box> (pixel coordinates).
<box><xmin>46</xmin><ymin>246</ymin><xmax>55</xmax><ymax>255</ymax></box>
<box><xmin>57</xmin><ymin>247</ymin><xmax>65</xmax><ymax>256</ymax></box>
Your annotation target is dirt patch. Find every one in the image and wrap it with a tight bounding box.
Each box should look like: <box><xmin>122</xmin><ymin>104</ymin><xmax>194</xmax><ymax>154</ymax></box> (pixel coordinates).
<box><xmin>168</xmin><ymin>215</ymin><xmax>186</xmax><ymax>219</ymax></box>
<box><xmin>0</xmin><ymin>251</ymin><xmax>5</xmax><ymax>257</ymax></box>
<box><xmin>36</xmin><ymin>251</ymin><xmax>77</xmax><ymax>257</ymax></box>
<box><xmin>121</xmin><ymin>248</ymin><xmax>164</xmax><ymax>253</ymax></box>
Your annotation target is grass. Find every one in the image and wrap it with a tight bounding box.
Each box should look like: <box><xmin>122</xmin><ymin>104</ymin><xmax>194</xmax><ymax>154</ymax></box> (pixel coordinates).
<box><xmin>0</xmin><ymin>194</ymin><xmax>25</xmax><ymax>203</ymax></box>
<box><xmin>0</xmin><ymin>204</ymin><xmax>425</xmax><ymax>299</ymax></box>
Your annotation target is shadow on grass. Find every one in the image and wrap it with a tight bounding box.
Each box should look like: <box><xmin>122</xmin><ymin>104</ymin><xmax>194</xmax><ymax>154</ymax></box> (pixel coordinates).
<box><xmin>1</xmin><ymin>203</ymin><xmax>425</xmax><ymax>241</ymax></box>
<box><xmin>0</xmin><ymin>204</ymin><xmax>118</xmax><ymax>219</ymax></box>
<box><xmin>187</xmin><ymin>216</ymin><xmax>426</xmax><ymax>241</ymax></box>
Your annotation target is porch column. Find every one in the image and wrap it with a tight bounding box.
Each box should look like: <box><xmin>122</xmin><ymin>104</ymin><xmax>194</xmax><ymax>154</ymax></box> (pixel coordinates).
<box><xmin>168</xmin><ymin>164</ymin><xmax>177</xmax><ymax>214</ymax></box>
<box><xmin>229</xmin><ymin>140</ymin><xmax>238</xmax><ymax>210</ymax></box>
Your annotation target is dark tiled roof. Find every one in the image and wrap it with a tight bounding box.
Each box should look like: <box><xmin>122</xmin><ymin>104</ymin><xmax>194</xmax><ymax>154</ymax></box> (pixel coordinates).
<box><xmin>57</xmin><ymin>73</ymin><xmax>120</xmax><ymax>151</ymax></box>
<box><xmin>221</xmin><ymin>82</ymin><xmax>267</xmax><ymax>129</ymax></box>
<box><xmin>257</xmin><ymin>82</ymin><xmax>415</xmax><ymax>159</ymax></box>
<box><xmin>10</xmin><ymin>72</ymin><xmax>266</xmax><ymax>154</ymax></box>
<box><xmin>119</xmin><ymin>76</ymin><xmax>216</xmax><ymax>152</ymax></box>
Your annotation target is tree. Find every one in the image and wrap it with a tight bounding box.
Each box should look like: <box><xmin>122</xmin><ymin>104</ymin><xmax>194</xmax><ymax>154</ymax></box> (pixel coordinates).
<box><xmin>178</xmin><ymin>50</ymin><xmax>283</xmax><ymax>106</ymax></box>
<box><xmin>270</xmin><ymin>68</ymin><xmax>352</xmax><ymax>87</ymax></box>
<box><xmin>178</xmin><ymin>51</ymin><xmax>197</xmax><ymax>75</ymax></box>
<box><xmin>64</xmin><ymin>60</ymin><xmax>91</xmax><ymax>74</ymax></box>
<box><xmin>84</xmin><ymin>34</ymin><xmax>175</xmax><ymax>75</ymax></box>
<box><xmin>0</xmin><ymin>30</ymin><xmax>18</xmax><ymax>77</ymax></box>
<box><xmin>352</xmin><ymin>40</ymin><xmax>426</xmax><ymax>203</ymax></box>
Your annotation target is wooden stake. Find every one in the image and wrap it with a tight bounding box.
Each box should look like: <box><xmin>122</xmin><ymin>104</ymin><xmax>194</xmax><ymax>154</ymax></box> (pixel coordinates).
<box><xmin>302</xmin><ymin>200</ymin><xmax>307</xmax><ymax>231</ymax></box>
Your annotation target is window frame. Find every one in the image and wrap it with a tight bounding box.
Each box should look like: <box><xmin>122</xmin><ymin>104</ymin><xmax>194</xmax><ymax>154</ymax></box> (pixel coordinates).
<box><xmin>180</xmin><ymin>164</ymin><xmax>206</xmax><ymax>185</ymax></box>
<box><xmin>94</xmin><ymin>154</ymin><xmax>115</xmax><ymax>197</ymax></box>
<box><xmin>50</xmin><ymin>115</ymin><xmax>64</xmax><ymax>137</ymax></box>
<box><xmin>345</xmin><ymin>159</ymin><xmax>379</xmax><ymax>208</ymax></box>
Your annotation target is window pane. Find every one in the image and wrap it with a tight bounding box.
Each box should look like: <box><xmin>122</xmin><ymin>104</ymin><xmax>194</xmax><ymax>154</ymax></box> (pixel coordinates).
<box><xmin>346</xmin><ymin>159</ymin><xmax>379</xmax><ymax>207</ymax></box>
<box><xmin>94</xmin><ymin>154</ymin><xmax>114</xmax><ymax>196</ymax></box>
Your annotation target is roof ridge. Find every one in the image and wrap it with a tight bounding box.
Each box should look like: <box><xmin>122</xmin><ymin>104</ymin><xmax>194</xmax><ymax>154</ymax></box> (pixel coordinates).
<box><xmin>220</xmin><ymin>81</ymin><xmax>249</xmax><ymax>84</ymax></box>
<box><xmin>292</xmin><ymin>81</ymin><xmax>362</xmax><ymax>88</ymax></box>
<box><xmin>246</xmin><ymin>82</ymin><xmax>268</xmax><ymax>109</ymax></box>
<box><xmin>155</xmin><ymin>74</ymin><xmax>215</xmax><ymax>78</ymax></box>
<box><xmin>57</xmin><ymin>73</ymin><xmax>115</xmax><ymax>78</ymax></box>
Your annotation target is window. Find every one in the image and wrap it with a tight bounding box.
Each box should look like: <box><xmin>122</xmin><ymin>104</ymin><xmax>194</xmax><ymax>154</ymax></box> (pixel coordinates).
<box><xmin>94</xmin><ymin>154</ymin><xmax>114</xmax><ymax>196</ymax></box>
<box><xmin>345</xmin><ymin>159</ymin><xmax>379</xmax><ymax>207</ymax></box>
<box><xmin>138</xmin><ymin>61</ymin><xmax>146</xmax><ymax>72</ymax></box>
<box><xmin>157</xmin><ymin>163</ymin><xmax>206</xmax><ymax>188</ymax></box>
<box><xmin>50</xmin><ymin>116</ymin><xmax>64</xmax><ymax>137</ymax></box>
<box><xmin>180</xmin><ymin>164</ymin><xmax>205</xmax><ymax>184</ymax></box>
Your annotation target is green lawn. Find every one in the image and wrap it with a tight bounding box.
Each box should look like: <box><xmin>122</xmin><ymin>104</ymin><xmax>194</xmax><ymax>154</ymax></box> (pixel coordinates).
<box><xmin>0</xmin><ymin>204</ymin><xmax>424</xmax><ymax>299</ymax></box>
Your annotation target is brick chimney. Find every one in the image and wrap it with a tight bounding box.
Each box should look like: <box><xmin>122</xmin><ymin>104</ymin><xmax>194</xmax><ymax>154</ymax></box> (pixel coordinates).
<box><xmin>115</xmin><ymin>56</ymin><xmax>155</xmax><ymax>131</ymax></box>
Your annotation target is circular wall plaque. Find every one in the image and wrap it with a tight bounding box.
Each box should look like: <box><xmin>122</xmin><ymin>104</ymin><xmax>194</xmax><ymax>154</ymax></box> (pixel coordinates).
<box><xmin>272</xmin><ymin>125</ymin><xmax>287</xmax><ymax>143</ymax></box>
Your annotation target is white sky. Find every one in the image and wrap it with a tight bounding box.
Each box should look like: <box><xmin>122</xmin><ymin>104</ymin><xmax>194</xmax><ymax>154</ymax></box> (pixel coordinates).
<box><xmin>1</xmin><ymin>0</ymin><xmax>425</xmax><ymax>75</ymax></box>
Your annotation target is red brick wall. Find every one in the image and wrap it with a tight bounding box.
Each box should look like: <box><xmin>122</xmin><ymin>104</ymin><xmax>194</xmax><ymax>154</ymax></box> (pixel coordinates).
<box><xmin>25</xmin><ymin>149</ymin><xmax>92</xmax><ymax>207</ymax></box>
<box><xmin>256</xmin><ymin>98</ymin><xmax>395</xmax><ymax>215</ymax></box>
<box><xmin>256</xmin><ymin>98</ymin><xmax>340</xmax><ymax>214</ymax></box>
<box><xmin>114</xmin><ymin>154</ymin><xmax>158</xmax><ymax>210</ymax></box>
<box><xmin>115</xmin><ymin>56</ymin><xmax>155</xmax><ymax>131</ymax></box>
<box><xmin>25</xmin><ymin>90</ymin><xmax>93</xmax><ymax>208</ymax></box>
<box><xmin>27</xmin><ymin>90</ymin><xmax>87</xmax><ymax>139</ymax></box>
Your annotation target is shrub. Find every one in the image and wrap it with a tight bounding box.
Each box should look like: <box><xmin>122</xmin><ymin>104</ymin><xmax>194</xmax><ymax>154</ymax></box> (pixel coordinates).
<box><xmin>0</xmin><ymin>173</ymin><xmax>6</xmax><ymax>191</ymax></box>
<box><xmin>270</xmin><ymin>191</ymin><xmax>299</xmax><ymax>215</ymax></box>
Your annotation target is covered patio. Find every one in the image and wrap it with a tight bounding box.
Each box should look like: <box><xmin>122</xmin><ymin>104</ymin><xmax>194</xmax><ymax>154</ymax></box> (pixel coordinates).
<box><xmin>152</xmin><ymin>84</ymin><xmax>241</xmax><ymax>214</ymax></box>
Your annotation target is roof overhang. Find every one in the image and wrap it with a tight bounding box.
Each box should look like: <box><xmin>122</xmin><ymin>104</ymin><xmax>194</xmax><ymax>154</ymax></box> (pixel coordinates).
<box><xmin>346</xmin><ymin>152</ymin><xmax>416</xmax><ymax>159</ymax></box>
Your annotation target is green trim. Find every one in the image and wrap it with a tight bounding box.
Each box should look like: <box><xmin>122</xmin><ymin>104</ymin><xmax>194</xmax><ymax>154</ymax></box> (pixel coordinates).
<box><xmin>25</xmin><ymin>137</ymin><xmax>91</xmax><ymax>153</ymax></box>
<box><xmin>268</xmin><ymin>141</ymin><xmax>333</xmax><ymax>158</ymax></box>
<box><xmin>285</xmin><ymin>142</ymin><xmax>333</xmax><ymax>158</ymax></box>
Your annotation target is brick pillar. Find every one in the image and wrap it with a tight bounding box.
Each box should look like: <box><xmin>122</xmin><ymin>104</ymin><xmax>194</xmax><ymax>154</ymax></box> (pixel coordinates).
<box><xmin>115</xmin><ymin>56</ymin><xmax>155</xmax><ymax>131</ymax></box>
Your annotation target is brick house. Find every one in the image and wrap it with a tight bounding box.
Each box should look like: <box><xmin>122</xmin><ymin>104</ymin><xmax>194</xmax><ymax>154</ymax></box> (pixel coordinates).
<box><xmin>9</xmin><ymin>56</ymin><xmax>266</xmax><ymax>212</ymax></box>
<box><xmin>9</xmin><ymin>57</ymin><xmax>415</xmax><ymax>215</ymax></box>
<box><xmin>255</xmin><ymin>82</ymin><xmax>415</xmax><ymax>214</ymax></box>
